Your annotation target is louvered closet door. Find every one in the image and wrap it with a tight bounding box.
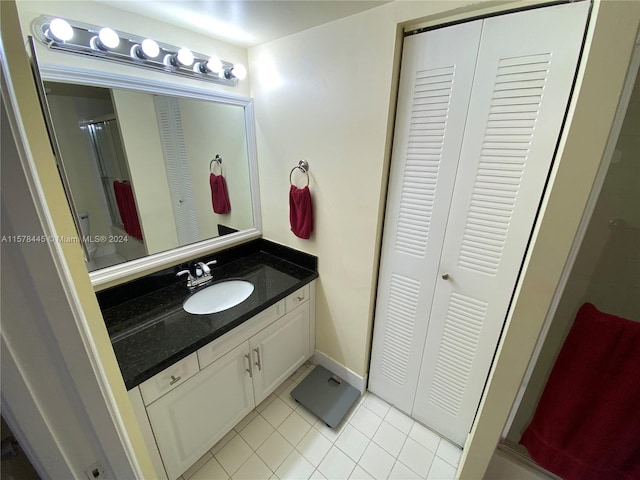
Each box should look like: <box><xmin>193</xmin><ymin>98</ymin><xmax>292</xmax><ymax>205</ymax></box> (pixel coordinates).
<box><xmin>154</xmin><ymin>96</ymin><xmax>200</xmax><ymax>245</ymax></box>
<box><xmin>368</xmin><ymin>21</ymin><xmax>482</xmax><ymax>412</ymax></box>
<box><xmin>412</xmin><ymin>1</ymin><xmax>590</xmax><ymax>446</ymax></box>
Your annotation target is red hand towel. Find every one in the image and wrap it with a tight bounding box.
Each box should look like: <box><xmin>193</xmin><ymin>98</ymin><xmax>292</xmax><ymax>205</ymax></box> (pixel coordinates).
<box><xmin>210</xmin><ymin>173</ymin><xmax>231</xmax><ymax>214</ymax></box>
<box><xmin>289</xmin><ymin>185</ymin><xmax>313</xmax><ymax>239</ymax></box>
<box><xmin>113</xmin><ymin>180</ymin><xmax>143</xmax><ymax>241</ymax></box>
<box><xmin>520</xmin><ymin>303</ymin><xmax>640</xmax><ymax>480</ymax></box>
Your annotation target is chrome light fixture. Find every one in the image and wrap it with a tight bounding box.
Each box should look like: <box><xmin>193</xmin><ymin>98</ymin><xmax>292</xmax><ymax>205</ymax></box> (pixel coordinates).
<box><xmin>32</xmin><ymin>15</ymin><xmax>246</xmax><ymax>86</ymax></box>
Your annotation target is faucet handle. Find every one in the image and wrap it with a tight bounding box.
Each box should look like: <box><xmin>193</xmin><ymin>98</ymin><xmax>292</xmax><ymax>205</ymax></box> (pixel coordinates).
<box><xmin>205</xmin><ymin>260</ymin><xmax>217</xmax><ymax>268</ymax></box>
<box><xmin>177</xmin><ymin>270</ymin><xmax>195</xmax><ymax>281</ymax></box>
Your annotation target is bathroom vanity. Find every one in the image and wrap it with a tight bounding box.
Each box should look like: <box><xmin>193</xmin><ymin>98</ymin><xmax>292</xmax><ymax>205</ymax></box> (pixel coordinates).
<box><xmin>97</xmin><ymin>239</ymin><xmax>318</xmax><ymax>480</ymax></box>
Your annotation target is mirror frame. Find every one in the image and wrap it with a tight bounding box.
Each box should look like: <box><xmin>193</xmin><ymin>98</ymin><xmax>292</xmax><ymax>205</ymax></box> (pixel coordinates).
<box><xmin>38</xmin><ymin>63</ymin><xmax>262</xmax><ymax>289</ymax></box>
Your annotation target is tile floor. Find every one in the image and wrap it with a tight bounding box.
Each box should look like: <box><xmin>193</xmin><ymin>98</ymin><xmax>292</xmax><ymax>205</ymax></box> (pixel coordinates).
<box><xmin>179</xmin><ymin>364</ymin><xmax>462</xmax><ymax>480</ymax></box>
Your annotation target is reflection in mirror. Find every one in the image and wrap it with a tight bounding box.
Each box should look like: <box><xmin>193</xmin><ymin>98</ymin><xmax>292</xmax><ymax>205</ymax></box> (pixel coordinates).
<box><xmin>44</xmin><ymin>81</ymin><xmax>254</xmax><ymax>272</ymax></box>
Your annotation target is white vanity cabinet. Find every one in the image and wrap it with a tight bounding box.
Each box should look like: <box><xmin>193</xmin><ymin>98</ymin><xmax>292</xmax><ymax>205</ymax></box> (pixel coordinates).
<box><xmin>128</xmin><ymin>281</ymin><xmax>315</xmax><ymax>480</ymax></box>
<box><xmin>251</xmin><ymin>301</ymin><xmax>310</xmax><ymax>404</ymax></box>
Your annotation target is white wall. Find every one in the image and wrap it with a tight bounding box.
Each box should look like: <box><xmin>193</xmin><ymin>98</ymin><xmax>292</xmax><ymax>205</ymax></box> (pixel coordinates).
<box><xmin>180</xmin><ymin>98</ymin><xmax>253</xmax><ymax>239</ymax></box>
<box><xmin>249</xmin><ymin>1</ymin><xmax>470</xmax><ymax>377</ymax></box>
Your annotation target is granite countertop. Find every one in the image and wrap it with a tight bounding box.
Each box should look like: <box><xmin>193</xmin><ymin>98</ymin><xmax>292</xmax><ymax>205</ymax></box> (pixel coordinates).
<box><xmin>99</xmin><ymin>243</ymin><xmax>318</xmax><ymax>390</ymax></box>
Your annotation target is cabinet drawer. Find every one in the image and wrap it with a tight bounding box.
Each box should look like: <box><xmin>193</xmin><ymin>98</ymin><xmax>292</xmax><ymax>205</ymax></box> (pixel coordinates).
<box><xmin>198</xmin><ymin>300</ymin><xmax>285</xmax><ymax>369</ymax></box>
<box><xmin>286</xmin><ymin>284</ymin><xmax>310</xmax><ymax>313</ymax></box>
<box><xmin>140</xmin><ymin>353</ymin><xmax>199</xmax><ymax>406</ymax></box>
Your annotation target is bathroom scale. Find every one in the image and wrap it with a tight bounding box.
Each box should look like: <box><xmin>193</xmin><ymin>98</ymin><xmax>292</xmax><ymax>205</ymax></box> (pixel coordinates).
<box><xmin>290</xmin><ymin>365</ymin><xmax>360</xmax><ymax>428</ymax></box>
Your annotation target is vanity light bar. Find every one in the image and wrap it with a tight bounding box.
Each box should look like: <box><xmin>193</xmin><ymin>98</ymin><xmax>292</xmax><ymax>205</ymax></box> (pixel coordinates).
<box><xmin>31</xmin><ymin>15</ymin><xmax>246</xmax><ymax>86</ymax></box>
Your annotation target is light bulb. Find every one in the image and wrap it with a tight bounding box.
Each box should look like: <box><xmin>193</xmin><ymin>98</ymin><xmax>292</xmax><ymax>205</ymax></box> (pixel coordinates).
<box><xmin>98</xmin><ymin>27</ymin><xmax>119</xmax><ymax>49</ymax></box>
<box><xmin>141</xmin><ymin>39</ymin><xmax>160</xmax><ymax>58</ymax></box>
<box><xmin>176</xmin><ymin>48</ymin><xmax>194</xmax><ymax>67</ymax></box>
<box><xmin>206</xmin><ymin>56</ymin><xmax>223</xmax><ymax>73</ymax></box>
<box><xmin>48</xmin><ymin>18</ymin><xmax>74</xmax><ymax>42</ymax></box>
<box><xmin>231</xmin><ymin>64</ymin><xmax>247</xmax><ymax>80</ymax></box>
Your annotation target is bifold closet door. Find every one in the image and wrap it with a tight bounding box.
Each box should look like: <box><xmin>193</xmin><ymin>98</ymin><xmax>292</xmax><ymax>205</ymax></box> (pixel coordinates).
<box><xmin>411</xmin><ymin>2</ymin><xmax>590</xmax><ymax>445</ymax></box>
<box><xmin>368</xmin><ymin>21</ymin><xmax>482</xmax><ymax>412</ymax></box>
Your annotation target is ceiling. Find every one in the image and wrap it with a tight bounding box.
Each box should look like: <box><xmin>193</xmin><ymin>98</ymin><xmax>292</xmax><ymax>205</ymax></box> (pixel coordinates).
<box><xmin>98</xmin><ymin>1</ymin><xmax>391</xmax><ymax>48</ymax></box>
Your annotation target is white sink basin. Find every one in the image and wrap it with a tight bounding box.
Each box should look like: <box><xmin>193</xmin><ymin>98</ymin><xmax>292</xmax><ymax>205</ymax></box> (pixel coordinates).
<box><xmin>183</xmin><ymin>280</ymin><xmax>254</xmax><ymax>315</ymax></box>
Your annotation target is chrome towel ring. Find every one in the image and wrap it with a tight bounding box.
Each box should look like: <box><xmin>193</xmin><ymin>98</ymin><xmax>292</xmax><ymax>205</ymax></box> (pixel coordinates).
<box><xmin>289</xmin><ymin>160</ymin><xmax>309</xmax><ymax>187</ymax></box>
<box><xmin>209</xmin><ymin>154</ymin><xmax>223</xmax><ymax>174</ymax></box>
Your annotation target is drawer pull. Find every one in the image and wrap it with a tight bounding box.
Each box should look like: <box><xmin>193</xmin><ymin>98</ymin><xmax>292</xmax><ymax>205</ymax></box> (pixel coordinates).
<box><xmin>169</xmin><ymin>375</ymin><xmax>182</xmax><ymax>385</ymax></box>
<box><xmin>254</xmin><ymin>347</ymin><xmax>262</xmax><ymax>371</ymax></box>
<box><xmin>297</xmin><ymin>296</ymin><xmax>305</xmax><ymax>301</ymax></box>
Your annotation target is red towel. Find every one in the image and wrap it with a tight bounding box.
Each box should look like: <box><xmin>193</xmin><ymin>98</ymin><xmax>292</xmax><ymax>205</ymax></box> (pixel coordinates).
<box><xmin>289</xmin><ymin>185</ymin><xmax>313</xmax><ymax>239</ymax></box>
<box><xmin>520</xmin><ymin>303</ymin><xmax>640</xmax><ymax>480</ymax></box>
<box><xmin>210</xmin><ymin>173</ymin><xmax>231</xmax><ymax>214</ymax></box>
<box><xmin>113</xmin><ymin>181</ymin><xmax>143</xmax><ymax>240</ymax></box>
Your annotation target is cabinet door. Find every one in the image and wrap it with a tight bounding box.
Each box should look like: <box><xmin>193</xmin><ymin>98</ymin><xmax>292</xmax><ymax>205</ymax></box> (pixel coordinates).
<box><xmin>147</xmin><ymin>342</ymin><xmax>254</xmax><ymax>480</ymax></box>
<box><xmin>412</xmin><ymin>1</ymin><xmax>590</xmax><ymax>446</ymax></box>
<box><xmin>369</xmin><ymin>20</ymin><xmax>482</xmax><ymax>413</ymax></box>
<box><xmin>251</xmin><ymin>302</ymin><xmax>311</xmax><ymax>404</ymax></box>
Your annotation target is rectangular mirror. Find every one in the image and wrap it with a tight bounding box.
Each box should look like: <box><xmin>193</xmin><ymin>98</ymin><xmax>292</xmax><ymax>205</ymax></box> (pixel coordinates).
<box><xmin>36</xmin><ymin>64</ymin><xmax>261</xmax><ymax>286</ymax></box>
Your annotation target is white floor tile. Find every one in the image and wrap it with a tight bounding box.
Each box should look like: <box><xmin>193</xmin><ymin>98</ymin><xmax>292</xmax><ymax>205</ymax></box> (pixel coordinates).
<box><xmin>349</xmin><ymin>465</ymin><xmax>374</xmax><ymax>480</ymax></box>
<box><xmin>408</xmin><ymin>423</ymin><xmax>441</xmax><ymax>453</ymax></box>
<box><xmin>215</xmin><ymin>435</ymin><xmax>253</xmax><ymax>476</ymax></box>
<box><xmin>184</xmin><ymin>452</ymin><xmax>212</xmax><ymax>479</ymax></box>
<box><xmin>315</xmin><ymin>418</ymin><xmax>348</xmax><ymax>443</ymax></box>
<box><xmin>189</xmin><ymin>457</ymin><xmax>229</xmax><ymax>480</ymax></box>
<box><xmin>384</xmin><ymin>408</ymin><xmax>414</xmax><ymax>435</ymax></box>
<box><xmin>232</xmin><ymin>453</ymin><xmax>272</xmax><ymax>480</ymax></box>
<box><xmin>317</xmin><ymin>446</ymin><xmax>356</xmax><ymax>480</ymax></box>
<box><xmin>275</xmin><ymin>379</ymin><xmax>295</xmax><ymax>396</ymax></box>
<box><xmin>278</xmin><ymin>410</ymin><xmax>312</xmax><ymax>446</ymax></box>
<box><xmin>358</xmin><ymin>442</ymin><xmax>395</xmax><ymax>480</ymax></box>
<box><xmin>435</xmin><ymin>440</ymin><xmax>462</xmax><ymax>467</ymax></box>
<box><xmin>239</xmin><ymin>414</ymin><xmax>275</xmax><ymax>450</ymax></box>
<box><xmin>309</xmin><ymin>470</ymin><xmax>327</xmax><ymax>480</ymax></box>
<box><xmin>296</xmin><ymin>405</ymin><xmax>320</xmax><ymax>425</ymax></box>
<box><xmin>276</xmin><ymin>450</ymin><xmax>315</xmax><ymax>480</ymax></box>
<box><xmin>362</xmin><ymin>394</ymin><xmax>390</xmax><ymax>419</ymax></box>
<box><xmin>211</xmin><ymin>430</ymin><xmax>238</xmax><ymax>456</ymax></box>
<box><xmin>256</xmin><ymin>394</ymin><xmax>277</xmax><ymax>413</ymax></box>
<box><xmin>293</xmin><ymin>365</ymin><xmax>314</xmax><ymax>383</ymax></box>
<box><xmin>373</xmin><ymin>421</ymin><xmax>407</xmax><ymax>457</ymax></box>
<box><xmin>256</xmin><ymin>431</ymin><xmax>294</xmax><ymax>471</ymax></box>
<box><xmin>427</xmin><ymin>457</ymin><xmax>457</xmax><ymax>480</ymax></box>
<box><xmin>262</xmin><ymin>397</ymin><xmax>294</xmax><ymax>428</ymax></box>
<box><xmin>389</xmin><ymin>460</ymin><xmax>421</xmax><ymax>480</ymax></box>
<box><xmin>278</xmin><ymin>380</ymin><xmax>301</xmax><ymax>410</ymax></box>
<box><xmin>297</xmin><ymin>428</ymin><xmax>333</xmax><ymax>467</ymax></box>
<box><xmin>349</xmin><ymin>405</ymin><xmax>383</xmax><ymax>438</ymax></box>
<box><xmin>335</xmin><ymin>424</ymin><xmax>370</xmax><ymax>462</ymax></box>
<box><xmin>398</xmin><ymin>438</ymin><xmax>435</xmax><ymax>478</ymax></box>
<box><xmin>235</xmin><ymin>410</ymin><xmax>259</xmax><ymax>432</ymax></box>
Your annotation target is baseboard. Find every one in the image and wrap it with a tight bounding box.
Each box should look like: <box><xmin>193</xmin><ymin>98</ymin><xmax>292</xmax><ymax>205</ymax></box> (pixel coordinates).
<box><xmin>312</xmin><ymin>350</ymin><xmax>367</xmax><ymax>394</ymax></box>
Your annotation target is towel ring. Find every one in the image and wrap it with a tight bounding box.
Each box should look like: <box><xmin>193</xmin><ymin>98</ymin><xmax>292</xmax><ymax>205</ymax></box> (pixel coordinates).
<box><xmin>209</xmin><ymin>154</ymin><xmax>223</xmax><ymax>174</ymax></box>
<box><xmin>289</xmin><ymin>160</ymin><xmax>309</xmax><ymax>187</ymax></box>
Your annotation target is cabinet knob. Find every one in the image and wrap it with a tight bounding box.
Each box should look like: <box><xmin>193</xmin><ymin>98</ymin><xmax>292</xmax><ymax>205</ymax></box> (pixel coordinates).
<box><xmin>297</xmin><ymin>296</ymin><xmax>305</xmax><ymax>301</ymax></box>
<box><xmin>442</xmin><ymin>273</ymin><xmax>450</xmax><ymax>280</ymax></box>
<box><xmin>169</xmin><ymin>375</ymin><xmax>182</xmax><ymax>385</ymax></box>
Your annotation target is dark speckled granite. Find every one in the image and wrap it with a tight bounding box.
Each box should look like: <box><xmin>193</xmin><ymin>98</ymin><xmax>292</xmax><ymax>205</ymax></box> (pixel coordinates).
<box><xmin>98</xmin><ymin>243</ymin><xmax>317</xmax><ymax>390</ymax></box>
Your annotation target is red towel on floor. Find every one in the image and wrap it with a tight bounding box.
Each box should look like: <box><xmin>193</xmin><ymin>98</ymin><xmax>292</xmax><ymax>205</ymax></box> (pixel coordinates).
<box><xmin>113</xmin><ymin>180</ymin><xmax>143</xmax><ymax>240</ymax></box>
<box><xmin>520</xmin><ymin>303</ymin><xmax>640</xmax><ymax>480</ymax></box>
<box><xmin>289</xmin><ymin>185</ymin><xmax>313</xmax><ymax>239</ymax></box>
<box><xmin>210</xmin><ymin>173</ymin><xmax>231</xmax><ymax>214</ymax></box>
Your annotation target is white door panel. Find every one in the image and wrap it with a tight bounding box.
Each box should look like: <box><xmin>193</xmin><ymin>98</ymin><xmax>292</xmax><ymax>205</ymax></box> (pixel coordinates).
<box><xmin>412</xmin><ymin>2</ymin><xmax>590</xmax><ymax>445</ymax></box>
<box><xmin>369</xmin><ymin>20</ymin><xmax>483</xmax><ymax>412</ymax></box>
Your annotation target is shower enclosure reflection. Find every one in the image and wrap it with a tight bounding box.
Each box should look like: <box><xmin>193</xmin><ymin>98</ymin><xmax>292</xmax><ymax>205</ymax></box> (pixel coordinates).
<box><xmin>45</xmin><ymin>81</ymin><xmax>254</xmax><ymax>272</ymax></box>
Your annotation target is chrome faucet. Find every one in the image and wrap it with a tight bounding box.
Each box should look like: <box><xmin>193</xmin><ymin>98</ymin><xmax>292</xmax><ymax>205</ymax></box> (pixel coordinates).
<box><xmin>177</xmin><ymin>260</ymin><xmax>217</xmax><ymax>289</ymax></box>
